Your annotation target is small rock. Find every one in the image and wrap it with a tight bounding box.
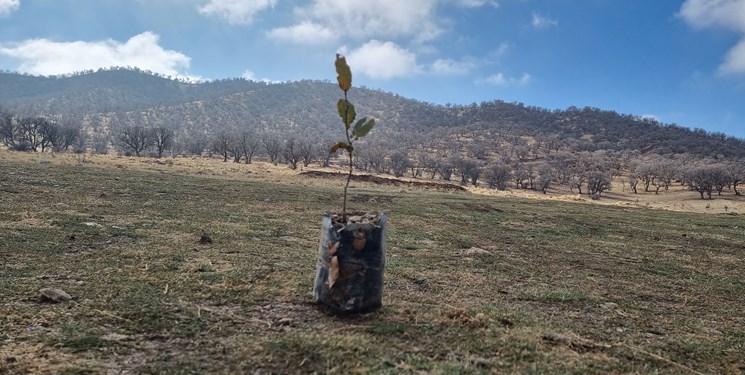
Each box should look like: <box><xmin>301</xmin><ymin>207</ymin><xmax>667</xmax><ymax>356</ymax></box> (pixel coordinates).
<box><xmin>199</xmin><ymin>231</ymin><xmax>213</xmax><ymax>244</ymax></box>
<box><xmin>39</xmin><ymin>288</ymin><xmax>72</xmax><ymax>303</ymax></box>
<box><xmin>143</xmin><ymin>201</ymin><xmax>155</xmax><ymax>207</ymax></box>
<box><xmin>82</xmin><ymin>222</ymin><xmax>102</xmax><ymax>228</ymax></box>
<box><xmin>463</xmin><ymin>247</ymin><xmax>491</xmax><ymax>255</ymax></box>
<box><xmin>600</xmin><ymin>302</ymin><xmax>618</xmax><ymax>310</ymax></box>
<box><xmin>704</xmin><ymin>327</ymin><xmax>723</xmax><ymax>335</ymax></box>
<box><xmin>55</xmin><ymin>203</ymin><xmax>70</xmax><ymax>209</ymax></box>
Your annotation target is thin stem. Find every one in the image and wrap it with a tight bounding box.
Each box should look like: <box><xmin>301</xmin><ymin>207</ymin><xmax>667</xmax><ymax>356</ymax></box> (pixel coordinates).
<box><xmin>342</xmin><ymin>91</ymin><xmax>353</xmax><ymax>222</ymax></box>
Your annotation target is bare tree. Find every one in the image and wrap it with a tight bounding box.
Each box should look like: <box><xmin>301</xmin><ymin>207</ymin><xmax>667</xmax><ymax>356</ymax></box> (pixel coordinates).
<box><xmin>211</xmin><ymin>132</ymin><xmax>232</xmax><ymax>162</ymax></box>
<box><xmin>467</xmin><ymin>139</ymin><xmax>490</xmax><ymax>160</ymax></box>
<box><xmin>185</xmin><ymin>134</ymin><xmax>210</xmax><ymax>156</ymax></box>
<box><xmin>711</xmin><ymin>164</ymin><xmax>729</xmax><ymax>196</ymax></box>
<box><xmin>0</xmin><ymin>110</ymin><xmax>16</xmax><ymax>146</ymax></box>
<box><xmin>297</xmin><ymin>138</ymin><xmax>316</xmax><ymax>167</ymax></box>
<box><xmin>151</xmin><ymin>126</ymin><xmax>175</xmax><ymax>158</ymax></box>
<box><xmin>57</xmin><ymin>122</ymin><xmax>83</xmax><ymax>152</ymax></box>
<box><xmin>315</xmin><ymin>142</ymin><xmax>334</xmax><ymax>167</ymax></box>
<box><xmin>119</xmin><ymin>125</ymin><xmax>152</xmax><ymax>157</ymax></box>
<box><xmin>17</xmin><ymin>117</ymin><xmax>42</xmax><ymax>152</ymax></box>
<box><xmin>358</xmin><ymin>145</ymin><xmax>387</xmax><ymax>173</ymax></box>
<box><xmin>537</xmin><ymin>163</ymin><xmax>553</xmax><ymax>194</ymax></box>
<box><xmin>283</xmin><ymin>138</ymin><xmax>300</xmax><ymax>170</ymax></box>
<box><xmin>626</xmin><ymin>172</ymin><xmax>639</xmax><ymax>194</ymax></box>
<box><xmin>92</xmin><ymin>133</ymin><xmax>110</xmax><ymax>155</ymax></box>
<box><xmin>586</xmin><ymin>170</ymin><xmax>612</xmax><ymax>197</ymax></box>
<box><xmin>436</xmin><ymin>158</ymin><xmax>454</xmax><ymax>181</ymax></box>
<box><xmin>262</xmin><ymin>135</ymin><xmax>282</xmax><ymax>164</ymax></box>
<box><xmin>483</xmin><ymin>163</ymin><xmax>511</xmax><ymax>190</ymax></box>
<box><xmin>683</xmin><ymin>164</ymin><xmax>714</xmax><ymax>199</ymax></box>
<box><xmin>37</xmin><ymin>119</ymin><xmax>59</xmax><ymax>153</ymax></box>
<box><xmin>389</xmin><ymin>151</ymin><xmax>410</xmax><ymax>178</ymax></box>
<box><xmin>725</xmin><ymin>160</ymin><xmax>745</xmax><ymax>196</ymax></box>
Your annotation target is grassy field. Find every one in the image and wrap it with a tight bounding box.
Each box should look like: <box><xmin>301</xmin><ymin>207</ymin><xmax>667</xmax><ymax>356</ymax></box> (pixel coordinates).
<box><xmin>1</xmin><ymin>152</ymin><xmax>744</xmax><ymax>374</ymax></box>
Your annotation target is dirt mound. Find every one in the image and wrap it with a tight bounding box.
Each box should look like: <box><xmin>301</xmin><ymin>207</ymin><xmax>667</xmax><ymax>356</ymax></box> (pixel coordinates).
<box><xmin>300</xmin><ymin>171</ymin><xmax>467</xmax><ymax>191</ymax></box>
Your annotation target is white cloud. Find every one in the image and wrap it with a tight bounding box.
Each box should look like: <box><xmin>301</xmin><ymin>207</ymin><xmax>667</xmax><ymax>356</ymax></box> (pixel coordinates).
<box><xmin>431</xmin><ymin>58</ymin><xmax>477</xmax><ymax>75</ymax></box>
<box><xmin>679</xmin><ymin>0</ymin><xmax>745</xmax><ymax>75</ymax></box>
<box><xmin>198</xmin><ymin>0</ymin><xmax>276</xmax><ymax>25</ymax></box>
<box><xmin>266</xmin><ymin>21</ymin><xmax>336</xmax><ymax>44</ymax></box>
<box><xmin>450</xmin><ymin>0</ymin><xmax>498</xmax><ymax>7</ymax></box>
<box><xmin>679</xmin><ymin>0</ymin><xmax>745</xmax><ymax>32</ymax></box>
<box><xmin>241</xmin><ymin>69</ymin><xmax>280</xmax><ymax>83</ymax></box>
<box><xmin>0</xmin><ymin>0</ymin><xmax>19</xmax><ymax>16</ymax></box>
<box><xmin>719</xmin><ymin>37</ymin><xmax>745</xmax><ymax>74</ymax></box>
<box><xmin>531</xmin><ymin>12</ymin><xmax>558</xmax><ymax>29</ymax></box>
<box><xmin>0</xmin><ymin>32</ymin><xmax>199</xmax><ymax>80</ymax></box>
<box><xmin>344</xmin><ymin>40</ymin><xmax>421</xmax><ymax>79</ymax></box>
<box><xmin>482</xmin><ymin>72</ymin><xmax>531</xmax><ymax>87</ymax></box>
<box><xmin>299</xmin><ymin>0</ymin><xmax>441</xmax><ymax>43</ymax></box>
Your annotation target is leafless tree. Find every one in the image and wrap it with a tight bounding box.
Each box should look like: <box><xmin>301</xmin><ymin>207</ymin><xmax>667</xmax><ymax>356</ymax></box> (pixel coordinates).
<box><xmin>92</xmin><ymin>133</ymin><xmax>110</xmax><ymax>154</ymax></box>
<box><xmin>211</xmin><ymin>132</ymin><xmax>232</xmax><ymax>162</ymax></box>
<box><xmin>283</xmin><ymin>138</ymin><xmax>300</xmax><ymax>170</ymax></box>
<box><xmin>262</xmin><ymin>135</ymin><xmax>283</xmax><ymax>164</ymax></box>
<box><xmin>359</xmin><ymin>145</ymin><xmax>387</xmax><ymax>173</ymax></box>
<box><xmin>483</xmin><ymin>163</ymin><xmax>510</xmax><ymax>190</ymax></box>
<box><xmin>436</xmin><ymin>158</ymin><xmax>454</xmax><ymax>181</ymax></box>
<box><xmin>37</xmin><ymin>119</ymin><xmax>59</xmax><ymax>153</ymax></box>
<box><xmin>586</xmin><ymin>170</ymin><xmax>612</xmax><ymax>197</ymax></box>
<box><xmin>151</xmin><ymin>126</ymin><xmax>175</xmax><ymax>158</ymax></box>
<box><xmin>56</xmin><ymin>122</ymin><xmax>83</xmax><ymax>152</ymax></box>
<box><xmin>17</xmin><ymin>117</ymin><xmax>42</xmax><ymax>152</ymax></box>
<box><xmin>683</xmin><ymin>164</ymin><xmax>714</xmax><ymax>199</ymax></box>
<box><xmin>725</xmin><ymin>160</ymin><xmax>745</xmax><ymax>195</ymax></box>
<box><xmin>119</xmin><ymin>125</ymin><xmax>152</xmax><ymax>156</ymax></box>
<box><xmin>297</xmin><ymin>138</ymin><xmax>316</xmax><ymax>167</ymax></box>
<box><xmin>537</xmin><ymin>163</ymin><xmax>552</xmax><ymax>193</ymax></box>
<box><xmin>0</xmin><ymin>110</ymin><xmax>16</xmax><ymax>146</ymax></box>
<box><xmin>389</xmin><ymin>151</ymin><xmax>410</xmax><ymax>178</ymax></box>
<box><xmin>184</xmin><ymin>134</ymin><xmax>210</xmax><ymax>156</ymax></box>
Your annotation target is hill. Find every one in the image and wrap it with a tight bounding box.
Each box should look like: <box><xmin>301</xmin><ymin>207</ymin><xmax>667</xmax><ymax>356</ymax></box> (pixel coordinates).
<box><xmin>1</xmin><ymin>68</ymin><xmax>744</xmax><ymax>158</ymax></box>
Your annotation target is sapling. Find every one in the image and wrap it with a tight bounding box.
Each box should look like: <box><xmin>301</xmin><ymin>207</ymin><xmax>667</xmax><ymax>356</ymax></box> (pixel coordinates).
<box><xmin>330</xmin><ymin>54</ymin><xmax>376</xmax><ymax>222</ymax></box>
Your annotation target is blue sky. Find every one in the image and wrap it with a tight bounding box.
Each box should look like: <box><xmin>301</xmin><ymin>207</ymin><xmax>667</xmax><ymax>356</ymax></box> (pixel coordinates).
<box><xmin>1</xmin><ymin>0</ymin><xmax>744</xmax><ymax>138</ymax></box>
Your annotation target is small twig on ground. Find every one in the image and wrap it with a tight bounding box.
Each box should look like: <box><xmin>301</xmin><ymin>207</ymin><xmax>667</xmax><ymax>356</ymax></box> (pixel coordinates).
<box><xmin>617</xmin><ymin>343</ymin><xmax>707</xmax><ymax>375</ymax></box>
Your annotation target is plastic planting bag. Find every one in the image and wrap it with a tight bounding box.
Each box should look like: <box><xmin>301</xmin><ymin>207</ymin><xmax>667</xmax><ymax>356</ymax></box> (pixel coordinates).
<box><xmin>313</xmin><ymin>213</ymin><xmax>387</xmax><ymax>314</ymax></box>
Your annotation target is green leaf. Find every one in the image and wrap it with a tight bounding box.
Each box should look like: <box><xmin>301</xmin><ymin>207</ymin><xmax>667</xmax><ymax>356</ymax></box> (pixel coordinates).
<box><xmin>335</xmin><ymin>54</ymin><xmax>352</xmax><ymax>93</ymax></box>
<box><xmin>351</xmin><ymin>117</ymin><xmax>376</xmax><ymax>139</ymax></box>
<box><xmin>330</xmin><ymin>142</ymin><xmax>352</xmax><ymax>153</ymax></box>
<box><xmin>337</xmin><ymin>99</ymin><xmax>356</xmax><ymax>128</ymax></box>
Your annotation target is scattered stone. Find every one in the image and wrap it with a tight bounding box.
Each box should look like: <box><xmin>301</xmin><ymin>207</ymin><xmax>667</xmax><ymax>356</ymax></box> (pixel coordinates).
<box><xmin>39</xmin><ymin>288</ymin><xmax>72</xmax><ymax>303</ymax></box>
<box><xmin>600</xmin><ymin>302</ymin><xmax>618</xmax><ymax>310</ymax></box>
<box><xmin>463</xmin><ymin>247</ymin><xmax>491</xmax><ymax>255</ymax></box>
<box><xmin>143</xmin><ymin>201</ymin><xmax>155</xmax><ymax>207</ymax></box>
<box><xmin>277</xmin><ymin>318</ymin><xmax>293</xmax><ymax>326</ymax></box>
<box><xmin>199</xmin><ymin>231</ymin><xmax>213</xmax><ymax>244</ymax></box>
<box><xmin>82</xmin><ymin>222</ymin><xmax>102</xmax><ymax>228</ymax></box>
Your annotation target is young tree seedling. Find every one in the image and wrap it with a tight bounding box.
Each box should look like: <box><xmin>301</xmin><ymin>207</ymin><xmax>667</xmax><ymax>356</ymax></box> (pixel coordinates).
<box><xmin>330</xmin><ymin>54</ymin><xmax>376</xmax><ymax>222</ymax></box>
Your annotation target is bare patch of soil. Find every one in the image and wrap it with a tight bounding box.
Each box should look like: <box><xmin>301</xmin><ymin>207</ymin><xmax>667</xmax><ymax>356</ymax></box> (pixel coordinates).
<box><xmin>300</xmin><ymin>171</ymin><xmax>467</xmax><ymax>191</ymax></box>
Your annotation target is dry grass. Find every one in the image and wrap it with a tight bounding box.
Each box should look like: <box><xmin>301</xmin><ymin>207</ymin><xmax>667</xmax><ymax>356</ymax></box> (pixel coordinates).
<box><xmin>1</xmin><ymin>149</ymin><xmax>744</xmax><ymax>374</ymax></box>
